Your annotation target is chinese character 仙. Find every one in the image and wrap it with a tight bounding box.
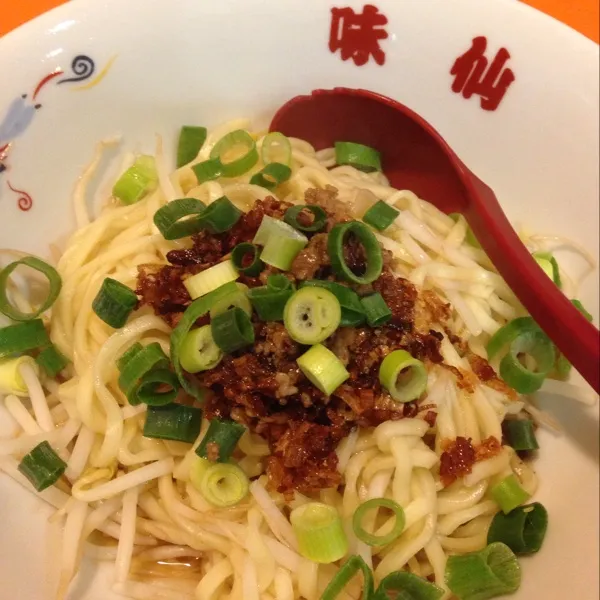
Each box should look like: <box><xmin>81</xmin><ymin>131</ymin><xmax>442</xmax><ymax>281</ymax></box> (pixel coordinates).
<box><xmin>450</xmin><ymin>37</ymin><xmax>515</xmax><ymax>111</ymax></box>
<box><xmin>329</xmin><ymin>5</ymin><xmax>388</xmax><ymax>66</ymax></box>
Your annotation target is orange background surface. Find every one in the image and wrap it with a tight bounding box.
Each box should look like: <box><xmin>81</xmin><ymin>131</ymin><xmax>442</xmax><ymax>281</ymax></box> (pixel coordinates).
<box><xmin>0</xmin><ymin>0</ymin><xmax>598</xmax><ymax>42</ymax></box>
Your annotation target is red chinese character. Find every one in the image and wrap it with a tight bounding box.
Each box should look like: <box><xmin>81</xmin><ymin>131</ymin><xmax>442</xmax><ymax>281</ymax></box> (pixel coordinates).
<box><xmin>450</xmin><ymin>37</ymin><xmax>515</xmax><ymax>111</ymax></box>
<box><xmin>329</xmin><ymin>5</ymin><xmax>388</xmax><ymax>66</ymax></box>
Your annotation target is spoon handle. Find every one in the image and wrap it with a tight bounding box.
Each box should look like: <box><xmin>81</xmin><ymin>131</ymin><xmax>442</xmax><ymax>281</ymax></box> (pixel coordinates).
<box><xmin>464</xmin><ymin>170</ymin><xmax>599</xmax><ymax>394</ymax></box>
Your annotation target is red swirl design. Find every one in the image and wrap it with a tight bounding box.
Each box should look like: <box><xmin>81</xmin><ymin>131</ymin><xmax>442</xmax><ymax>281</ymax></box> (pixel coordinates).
<box><xmin>7</xmin><ymin>181</ymin><xmax>33</xmax><ymax>211</ymax></box>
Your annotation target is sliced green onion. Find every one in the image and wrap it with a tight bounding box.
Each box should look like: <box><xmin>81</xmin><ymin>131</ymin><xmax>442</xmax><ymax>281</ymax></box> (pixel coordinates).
<box><xmin>352</xmin><ymin>498</ymin><xmax>405</xmax><ymax>547</ymax></box>
<box><xmin>92</xmin><ymin>278</ymin><xmax>138</xmax><ymax>328</ymax></box>
<box><xmin>290</xmin><ymin>502</ymin><xmax>348</xmax><ymax>563</ymax></box>
<box><xmin>153</xmin><ymin>198</ymin><xmax>207</xmax><ymax>240</ymax></box>
<box><xmin>449</xmin><ymin>212</ymin><xmax>481</xmax><ymax>248</ymax></box>
<box><xmin>143</xmin><ymin>404</ymin><xmax>202</xmax><ymax>443</ymax></box>
<box><xmin>487</xmin><ymin>503</ymin><xmax>548</xmax><ymax>555</ymax></box>
<box><xmin>211</xmin><ymin>307</ymin><xmax>255</xmax><ymax>353</ymax></box>
<box><xmin>0</xmin><ymin>257</ymin><xmax>62</xmax><ymax>321</ymax></box>
<box><xmin>177</xmin><ymin>126</ymin><xmax>207</xmax><ymax>168</ymax></box>
<box><xmin>184</xmin><ymin>260</ymin><xmax>239</xmax><ymax>300</ymax></box>
<box><xmin>209</xmin><ymin>130</ymin><xmax>258</xmax><ymax>177</ymax></box>
<box><xmin>261</xmin><ymin>132</ymin><xmax>292</xmax><ymax>166</ymax></box>
<box><xmin>499</xmin><ymin>329</ymin><xmax>555</xmax><ymax>394</ymax></box>
<box><xmin>532</xmin><ymin>251</ymin><xmax>561</xmax><ymax>288</ymax></box>
<box><xmin>362</xmin><ymin>200</ymin><xmax>399</xmax><ymax>231</ymax></box>
<box><xmin>491</xmin><ymin>474</ymin><xmax>531</xmax><ymax>514</ymax></box>
<box><xmin>284</xmin><ymin>205</ymin><xmax>328</xmax><ymax>233</ymax></box>
<box><xmin>486</xmin><ymin>317</ymin><xmax>539</xmax><ymax>360</ymax></box>
<box><xmin>283</xmin><ymin>287</ymin><xmax>341</xmax><ymax>344</ymax></box>
<box><xmin>118</xmin><ymin>342</ymin><xmax>170</xmax><ymax>406</ymax></box>
<box><xmin>179</xmin><ymin>325</ymin><xmax>223</xmax><ymax>373</ymax></box>
<box><xmin>0</xmin><ymin>356</ymin><xmax>38</xmax><ymax>395</ymax></box>
<box><xmin>360</xmin><ymin>292</ymin><xmax>392</xmax><ymax>327</ymax></box>
<box><xmin>328</xmin><ymin>221</ymin><xmax>383</xmax><ymax>284</ymax></box>
<box><xmin>266</xmin><ymin>274</ymin><xmax>293</xmax><ymax>292</ymax></box>
<box><xmin>503</xmin><ymin>419</ymin><xmax>539</xmax><ymax>451</ymax></box>
<box><xmin>209</xmin><ymin>283</ymin><xmax>252</xmax><ymax>319</ymax></box>
<box><xmin>0</xmin><ymin>319</ymin><xmax>50</xmax><ymax>359</ymax></box>
<box><xmin>117</xmin><ymin>342</ymin><xmax>144</xmax><ymax>372</ymax></box>
<box><xmin>373</xmin><ymin>572</ymin><xmax>444</xmax><ymax>600</ymax></box>
<box><xmin>320</xmin><ymin>555</ymin><xmax>374</xmax><ymax>600</ymax></box>
<box><xmin>297</xmin><ymin>344</ymin><xmax>349</xmax><ymax>395</ymax></box>
<box><xmin>36</xmin><ymin>344</ymin><xmax>69</xmax><ymax>378</ymax></box>
<box><xmin>335</xmin><ymin>141</ymin><xmax>381</xmax><ymax>172</ymax></box>
<box><xmin>18</xmin><ymin>440</ymin><xmax>67</xmax><ymax>492</ymax></box>
<box><xmin>189</xmin><ymin>456</ymin><xmax>211</xmax><ymax>490</ymax></box>
<box><xmin>248</xmin><ymin>286</ymin><xmax>294</xmax><ymax>322</ymax></box>
<box><xmin>197</xmin><ymin>196</ymin><xmax>242</xmax><ymax>234</ymax></box>
<box><xmin>196</xmin><ymin>418</ymin><xmax>246</xmax><ymax>462</ymax></box>
<box><xmin>446</xmin><ymin>542</ymin><xmax>521</xmax><ymax>600</ymax></box>
<box><xmin>112</xmin><ymin>155</ymin><xmax>158</xmax><ymax>205</ymax></box>
<box><xmin>379</xmin><ymin>350</ymin><xmax>427</xmax><ymax>403</ymax></box>
<box><xmin>300</xmin><ymin>280</ymin><xmax>365</xmax><ymax>327</ymax></box>
<box><xmin>250</xmin><ymin>162</ymin><xmax>292</xmax><ymax>190</ymax></box>
<box><xmin>253</xmin><ymin>215</ymin><xmax>307</xmax><ymax>246</ymax></box>
<box><xmin>572</xmin><ymin>298</ymin><xmax>593</xmax><ymax>322</ymax></box>
<box><xmin>231</xmin><ymin>243</ymin><xmax>264</xmax><ymax>277</ymax></box>
<box><xmin>261</xmin><ymin>232</ymin><xmax>308</xmax><ymax>271</ymax></box>
<box><xmin>135</xmin><ymin>368</ymin><xmax>180</xmax><ymax>406</ymax></box>
<box><xmin>192</xmin><ymin>158</ymin><xmax>223</xmax><ymax>184</ymax></box>
<box><xmin>196</xmin><ymin>461</ymin><xmax>249</xmax><ymax>507</ymax></box>
<box><xmin>171</xmin><ymin>281</ymin><xmax>239</xmax><ymax>399</ymax></box>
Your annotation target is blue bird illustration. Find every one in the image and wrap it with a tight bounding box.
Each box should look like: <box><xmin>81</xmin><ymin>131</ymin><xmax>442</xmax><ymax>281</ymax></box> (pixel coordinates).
<box><xmin>0</xmin><ymin>94</ymin><xmax>41</xmax><ymax>145</ymax></box>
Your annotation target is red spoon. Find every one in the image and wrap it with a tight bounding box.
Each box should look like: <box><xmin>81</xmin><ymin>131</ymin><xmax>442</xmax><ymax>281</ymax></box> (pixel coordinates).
<box><xmin>270</xmin><ymin>88</ymin><xmax>600</xmax><ymax>394</ymax></box>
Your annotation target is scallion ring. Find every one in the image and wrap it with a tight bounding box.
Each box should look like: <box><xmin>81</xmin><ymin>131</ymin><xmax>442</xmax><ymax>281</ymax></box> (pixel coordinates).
<box><xmin>335</xmin><ymin>141</ymin><xmax>381</xmax><ymax>172</ymax></box>
<box><xmin>327</xmin><ymin>221</ymin><xmax>383</xmax><ymax>284</ymax></box>
<box><xmin>491</xmin><ymin>474</ymin><xmax>531</xmax><ymax>514</ymax></box>
<box><xmin>261</xmin><ymin>132</ymin><xmax>292</xmax><ymax>166</ymax></box>
<box><xmin>92</xmin><ymin>278</ymin><xmax>138</xmax><ymax>328</ymax></box>
<box><xmin>192</xmin><ymin>158</ymin><xmax>223</xmax><ymax>184</ymax></box>
<box><xmin>177</xmin><ymin>125</ymin><xmax>207</xmax><ymax>168</ymax></box>
<box><xmin>209</xmin><ymin>129</ymin><xmax>259</xmax><ymax>177</ymax></box>
<box><xmin>117</xmin><ymin>343</ymin><xmax>143</xmax><ymax>372</ymax></box>
<box><xmin>143</xmin><ymin>404</ymin><xmax>203</xmax><ymax>443</ymax></box>
<box><xmin>231</xmin><ymin>243</ymin><xmax>264</xmax><ymax>277</ymax></box>
<box><xmin>362</xmin><ymin>200</ymin><xmax>399</xmax><ymax>231</ymax></box>
<box><xmin>18</xmin><ymin>440</ymin><xmax>67</xmax><ymax>492</ymax></box>
<box><xmin>0</xmin><ymin>256</ymin><xmax>62</xmax><ymax>321</ymax></box>
<box><xmin>0</xmin><ymin>319</ymin><xmax>50</xmax><ymax>359</ymax></box>
<box><xmin>211</xmin><ymin>307</ymin><xmax>255</xmax><ymax>353</ymax></box>
<box><xmin>503</xmin><ymin>419</ymin><xmax>539</xmax><ymax>452</ymax></box>
<box><xmin>297</xmin><ymin>344</ymin><xmax>349</xmax><ymax>395</ymax></box>
<box><xmin>320</xmin><ymin>555</ymin><xmax>374</xmax><ymax>600</ymax></box>
<box><xmin>360</xmin><ymin>292</ymin><xmax>392</xmax><ymax>327</ymax></box>
<box><xmin>352</xmin><ymin>498</ymin><xmax>405</xmax><ymax>546</ymax></box>
<box><xmin>196</xmin><ymin>196</ymin><xmax>242</xmax><ymax>234</ymax></box>
<box><xmin>153</xmin><ymin>198</ymin><xmax>207</xmax><ymax>240</ymax></box>
<box><xmin>487</xmin><ymin>503</ymin><xmax>548</xmax><ymax>555</ymax></box>
<box><xmin>35</xmin><ymin>344</ymin><xmax>69</xmax><ymax>378</ymax></box>
<box><xmin>373</xmin><ymin>572</ymin><xmax>444</xmax><ymax>600</ymax></box>
<box><xmin>283</xmin><ymin>287</ymin><xmax>341</xmax><ymax>344</ymax></box>
<box><xmin>252</xmin><ymin>214</ymin><xmax>307</xmax><ymax>246</ymax></box>
<box><xmin>179</xmin><ymin>325</ymin><xmax>223</xmax><ymax>374</ymax></box>
<box><xmin>532</xmin><ymin>251</ymin><xmax>561</xmax><ymax>288</ymax></box>
<box><xmin>184</xmin><ymin>260</ymin><xmax>239</xmax><ymax>300</ymax></box>
<box><xmin>197</xmin><ymin>462</ymin><xmax>249</xmax><ymax>507</ymax></box>
<box><xmin>209</xmin><ymin>283</ymin><xmax>252</xmax><ymax>319</ymax></box>
<box><xmin>250</xmin><ymin>162</ymin><xmax>292</xmax><ymax>190</ymax></box>
<box><xmin>112</xmin><ymin>155</ymin><xmax>158</xmax><ymax>205</ymax></box>
<box><xmin>300</xmin><ymin>280</ymin><xmax>365</xmax><ymax>327</ymax></box>
<box><xmin>284</xmin><ymin>205</ymin><xmax>328</xmax><ymax>233</ymax></box>
<box><xmin>135</xmin><ymin>368</ymin><xmax>180</xmax><ymax>406</ymax></box>
<box><xmin>247</xmin><ymin>286</ymin><xmax>294</xmax><ymax>322</ymax></box>
<box><xmin>261</xmin><ymin>232</ymin><xmax>308</xmax><ymax>271</ymax></box>
<box><xmin>196</xmin><ymin>418</ymin><xmax>246</xmax><ymax>463</ymax></box>
<box><xmin>379</xmin><ymin>350</ymin><xmax>427</xmax><ymax>403</ymax></box>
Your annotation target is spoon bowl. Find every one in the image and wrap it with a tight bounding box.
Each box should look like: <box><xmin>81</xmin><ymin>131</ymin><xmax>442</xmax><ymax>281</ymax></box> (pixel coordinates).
<box><xmin>270</xmin><ymin>88</ymin><xmax>600</xmax><ymax>393</ymax></box>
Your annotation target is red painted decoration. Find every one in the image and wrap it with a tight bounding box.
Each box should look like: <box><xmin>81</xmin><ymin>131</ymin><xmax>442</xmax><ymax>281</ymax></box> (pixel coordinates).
<box><xmin>32</xmin><ymin>69</ymin><xmax>64</xmax><ymax>101</ymax></box>
<box><xmin>450</xmin><ymin>37</ymin><xmax>515</xmax><ymax>111</ymax></box>
<box><xmin>329</xmin><ymin>5</ymin><xmax>388</xmax><ymax>66</ymax></box>
<box><xmin>7</xmin><ymin>181</ymin><xmax>33</xmax><ymax>211</ymax></box>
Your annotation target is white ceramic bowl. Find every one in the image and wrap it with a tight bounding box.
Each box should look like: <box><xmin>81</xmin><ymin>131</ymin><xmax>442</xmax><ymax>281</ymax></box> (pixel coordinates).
<box><xmin>0</xmin><ymin>0</ymin><xmax>598</xmax><ymax>598</ymax></box>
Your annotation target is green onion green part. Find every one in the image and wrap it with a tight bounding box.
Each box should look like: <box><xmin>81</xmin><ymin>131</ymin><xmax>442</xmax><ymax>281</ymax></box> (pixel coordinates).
<box><xmin>379</xmin><ymin>350</ymin><xmax>427</xmax><ymax>403</ymax></box>
<box><xmin>135</xmin><ymin>368</ymin><xmax>180</xmax><ymax>406</ymax></box>
<box><xmin>36</xmin><ymin>344</ymin><xmax>69</xmax><ymax>378</ymax></box>
<box><xmin>572</xmin><ymin>298</ymin><xmax>593</xmax><ymax>322</ymax></box>
<box><xmin>503</xmin><ymin>419</ymin><xmax>539</xmax><ymax>452</ymax></box>
<box><xmin>486</xmin><ymin>317</ymin><xmax>539</xmax><ymax>360</ymax></box>
<box><xmin>195</xmin><ymin>461</ymin><xmax>249</xmax><ymax>507</ymax></box>
<box><xmin>18</xmin><ymin>440</ymin><xmax>67</xmax><ymax>492</ymax></box>
<box><xmin>266</xmin><ymin>274</ymin><xmax>293</xmax><ymax>292</ymax></box>
<box><xmin>487</xmin><ymin>503</ymin><xmax>548</xmax><ymax>555</ymax></box>
<box><xmin>491</xmin><ymin>474</ymin><xmax>531</xmax><ymax>514</ymax></box>
<box><xmin>373</xmin><ymin>571</ymin><xmax>444</xmax><ymax>600</ymax></box>
<box><xmin>211</xmin><ymin>307</ymin><xmax>255</xmax><ymax>353</ymax></box>
<box><xmin>327</xmin><ymin>221</ymin><xmax>383</xmax><ymax>284</ymax></box>
<box><xmin>196</xmin><ymin>196</ymin><xmax>242</xmax><ymax>234</ymax></box>
<box><xmin>260</xmin><ymin>231</ymin><xmax>308</xmax><ymax>271</ymax></box>
<box><xmin>445</xmin><ymin>542</ymin><xmax>521</xmax><ymax>600</ymax></box>
<box><xmin>320</xmin><ymin>555</ymin><xmax>374</xmax><ymax>600</ymax></box>
<box><xmin>196</xmin><ymin>418</ymin><xmax>246</xmax><ymax>463</ymax></box>
<box><xmin>0</xmin><ymin>319</ymin><xmax>50</xmax><ymax>359</ymax></box>
<box><xmin>177</xmin><ymin>126</ymin><xmax>207</xmax><ymax>168</ymax></box>
<box><xmin>117</xmin><ymin>343</ymin><xmax>144</xmax><ymax>372</ymax></box>
<box><xmin>532</xmin><ymin>251</ymin><xmax>561</xmax><ymax>288</ymax></box>
<box><xmin>143</xmin><ymin>404</ymin><xmax>203</xmax><ymax>443</ymax></box>
<box><xmin>184</xmin><ymin>260</ymin><xmax>239</xmax><ymax>300</ymax></box>
<box><xmin>250</xmin><ymin>162</ymin><xmax>292</xmax><ymax>190</ymax></box>
<box><xmin>352</xmin><ymin>498</ymin><xmax>405</xmax><ymax>546</ymax></box>
<box><xmin>179</xmin><ymin>325</ymin><xmax>223</xmax><ymax>374</ymax></box>
<box><xmin>247</xmin><ymin>285</ymin><xmax>294</xmax><ymax>322</ymax></box>
<box><xmin>92</xmin><ymin>278</ymin><xmax>138</xmax><ymax>328</ymax></box>
<box><xmin>192</xmin><ymin>158</ymin><xmax>223</xmax><ymax>184</ymax></box>
<box><xmin>153</xmin><ymin>198</ymin><xmax>207</xmax><ymax>240</ymax></box>
<box><xmin>252</xmin><ymin>215</ymin><xmax>306</xmax><ymax>246</ymax></box>
<box><xmin>171</xmin><ymin>281</ymin><xmax>239</xmax><ymax>399</ymax></box>
<box><xmin>210</xmin><ymin>130</ymin><xmax>259</xmax><ymax>177</ymax></box>
<box><xmin>335</xmin><ymin>141</ymin><xmax>381</xmax><ymax>172</ymax></box>
<box><xmin>284</xmin><ymin>205</ymin><xmax>328</xmax><ymax>233</ymax></box>
<box><xmin>360</xmin><ymin>292</ymin><xmax>392</xmax><ymax>327</ymax></box>
<box><xmin>290</xmin><ymin>502</ymin><xmax>348</xmax><ymax>563</ymax></box>
<box><xmin>362</xmin><ymin>200</ymin><xmax>399</xmax><ymax>231</ymax></box>
<box><xmin>283</xmin><ymin>287</ymin><xmax>341</xmax><ymax>344</ymax></box>
<box><xmin>297</xmin><ymin>344</ymin><xmax>349</xmax><ymax>395</ymax></box>
<box><xmin>231</xmin><ymin>243</ymin><xmax>264</xmax><ymax>277</ymax></box>
<box><xmin>209</xmin><ymin>283</ymin><xmax>252</xmax><ymax>319</ymax></box>
<box><xmin>112</xmin><ymin>155</ymin><xmax>158</xmax><ymax>205</ymax></box>
<box><xmin>261</xmin><ymin>132</ymin><xmax>292</xmax><ymax>166</ymax></box>
<box><xmin>0</xmin><ymin>256</ymin><xmax>62</xmax><ymax>321</ymax></box>
<box><xmin>300</xmin><ymin>280</ymin><xmax>365</xmax><ymax>327</ymax></box>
